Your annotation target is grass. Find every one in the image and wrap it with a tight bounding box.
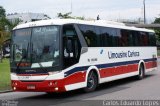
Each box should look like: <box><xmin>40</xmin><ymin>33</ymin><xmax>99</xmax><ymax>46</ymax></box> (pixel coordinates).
<box><xmin>0</xmin><ymin>58</ymin><xmax>11</xmax><ymax>91</ymax></box>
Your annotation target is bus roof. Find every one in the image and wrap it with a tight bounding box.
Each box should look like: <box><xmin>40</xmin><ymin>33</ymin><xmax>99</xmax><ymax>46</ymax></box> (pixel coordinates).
<box><xmin>13</xmin><ymin>19</ymin><xmax>154</xmax><ymax>33</ymax></box>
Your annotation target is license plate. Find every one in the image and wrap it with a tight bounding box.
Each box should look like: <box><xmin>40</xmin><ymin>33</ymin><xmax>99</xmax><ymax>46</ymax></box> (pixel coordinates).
<box><xmin>18</xmin><ymin>76</ymin><xmax>31</xmax><ymax>80</ymax></box>
<box><xmin>27</xmin><ymin>85</ymin><xmax>35</xmax><ymax>90</ymax></box>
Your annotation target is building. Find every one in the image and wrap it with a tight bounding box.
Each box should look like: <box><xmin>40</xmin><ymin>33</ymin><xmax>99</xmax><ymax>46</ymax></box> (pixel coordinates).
<box><xmin>6</xmin><ymin>13</ymin><xmax>51</xmax><ymax>24</ymax></box>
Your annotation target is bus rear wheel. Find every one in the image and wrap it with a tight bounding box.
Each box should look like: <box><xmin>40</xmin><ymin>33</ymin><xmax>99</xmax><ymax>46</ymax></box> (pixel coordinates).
<box><xmin>84</xmin><ymin>71</ymin><xmax>98</xmax><ymax>92</ymax></box>
<box><xmin>137</xmin><ymin>64</ymin><xmax>145</xmax><ymax>80</ymax></box>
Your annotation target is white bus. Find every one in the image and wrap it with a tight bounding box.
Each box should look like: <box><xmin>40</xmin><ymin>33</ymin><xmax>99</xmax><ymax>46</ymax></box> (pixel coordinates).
<box><xmin>10</xmin><ymin>19</ymin><xmax>157</xmax><ymax>93</ymax></box>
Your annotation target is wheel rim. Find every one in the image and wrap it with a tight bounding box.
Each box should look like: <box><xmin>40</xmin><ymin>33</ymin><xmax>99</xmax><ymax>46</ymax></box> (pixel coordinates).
<box><xmin>139</xmin><ymin>66</ymin><xmax>143</xmax><ymax>77</ymax></box>
<box><xmin>87</xmin><ymin>72</ymin><xmax>95</xmax><ymax>89</ymax></box>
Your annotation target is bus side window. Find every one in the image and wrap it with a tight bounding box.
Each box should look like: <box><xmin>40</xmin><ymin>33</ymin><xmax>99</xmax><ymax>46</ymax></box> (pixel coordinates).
<box><xmin>63</xmin><ymin>25</ymin><xmax>81</xmax><ymax>68</ymax></box>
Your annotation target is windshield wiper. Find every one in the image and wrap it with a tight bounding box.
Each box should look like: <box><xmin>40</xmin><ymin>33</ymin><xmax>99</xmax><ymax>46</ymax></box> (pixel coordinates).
<box><xmin>30</xmin><ymin>43</ymin><xmax>48</xmax><ymax>73</ymax></box>
<box><xmin>15</xmin><ymin>43</ymin><xmax>29</xmax><ymax>72</ymax></box>
<box><xmin>37</xmin><ymin>62</ymin><xmax>48</xmax><ymax>72</ymax></box>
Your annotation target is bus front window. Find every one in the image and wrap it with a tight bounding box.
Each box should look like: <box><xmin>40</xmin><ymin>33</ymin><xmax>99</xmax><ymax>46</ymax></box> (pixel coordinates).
<box><xmin>11</xmin><ymin>28</ymin><xmax>31</xmax><ymax>62</ymax></box>
<box><xmin>31</xmin><ymin>26</ymin><xmax>60</xmax><ymax>67</ymax></box>
<box><xmin>11</xmin><ymin>26</ymin><xmax>60</xmax><ymax>69</ymax></box>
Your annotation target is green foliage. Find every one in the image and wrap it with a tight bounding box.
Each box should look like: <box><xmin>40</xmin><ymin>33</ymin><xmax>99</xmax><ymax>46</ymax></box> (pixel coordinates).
<box><xmin>57</xmin><ymin>12</ymin><xmax>84</xmax><ymax>20</ymax></box>
<box><xmin>57</xmin><ymin>12</ymin><xmax>73</xmax><ymax>19</ymax></box>
<box><xmin>155</xmin><ymin>29</ymin><xmax>160</xmax><ymax>41</ymax></box>
<box><xmin>0</xmin><ymin>6</ymin><xmax>6</xmax><ymax>18</ymax></box>
<box><xmin>153</xmin><ymin>16</ymin><xmax>160</xmax><ymax>44</ymax></box>
<box><xmin>0</xmin><ymin>16</ymin><xmax>20</xmax><ymax>32</ymax></box>
<box><xmin>0</xmin><ymin>17</ymin><xmax>8</xmax><ymax>31</ymax></box>
<box><xmin>154</xmin><ymin>17</ymin><xmax>160</xmax><ymax>23</ymax></box>
<box><xmin>0</xmin><ymin>6</ymin><xmax>12</xmax><ymax>91</ymax></box>
<box><xmin>0</xmin><ymin>6</ymin><xmax>20</xmax><ymax>52</ymax></box>
<box><xmin>75</xmin><ymin>16</ymin><xmax>85</xmax><ymax>20</ymax></box>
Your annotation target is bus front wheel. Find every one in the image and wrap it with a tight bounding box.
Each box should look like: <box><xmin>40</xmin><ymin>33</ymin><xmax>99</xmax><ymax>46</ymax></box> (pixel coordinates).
<box><xmin>84</xmin><ymin>71</ymin><xmax>98</xmax><ymax>92</ymax></box>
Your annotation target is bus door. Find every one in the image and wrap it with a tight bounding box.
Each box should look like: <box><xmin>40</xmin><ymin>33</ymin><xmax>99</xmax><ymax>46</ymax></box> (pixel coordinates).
<box><xmin>63</xmin><ymin>25</ymin><xmax>81</xmax><ymax>68</ymax></box>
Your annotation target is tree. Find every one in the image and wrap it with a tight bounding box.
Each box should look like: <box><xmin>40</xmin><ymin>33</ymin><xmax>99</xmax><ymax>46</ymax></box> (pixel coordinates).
<box><xmin>75</xmin><ymin>16</ymin><xmax>85</xmax><ymax>20</ymax></box>
<box><xmin>153</xmin><ymin>17</ymin><xmax>160</xmax><ymax>45</ymax></box>
<box><xmin>154</xmin><ymin>17</ymin><xmax>160</xmax><ymax>23</ymax></box>
<box><xmin>0</xmin><ymin>6</ymin><xmax>20</xmax><ymax>62</ymax></box>
<box><xmin>57</xmin><ymin>12</ymin><xmax>73</xmax><ymax>19</ymax></box>
<box><xmin>2</xmin><ymin>17</ymin><xmax>20</xmax><ymax>31</ymax></box>
<box><xmin>57</xmin><ymin>12</ymin><xmax>84</xmax><ymax>20</ymax></box>
<box><xmin>0</xmin><ymin>6</ymin><xmax>6</xmax><ymax>62</ymax></box>
<box><xmin>0</xmin><ymin>6</ymin><xmax>6</xmax><ymax>18</ymax></box>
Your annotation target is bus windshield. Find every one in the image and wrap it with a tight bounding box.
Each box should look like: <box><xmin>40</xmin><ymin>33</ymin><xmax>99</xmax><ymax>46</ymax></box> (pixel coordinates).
<box><xmin>11</xmin><ymin>26</ymin><xmax>60</xmax><ymax>68</ymax></box>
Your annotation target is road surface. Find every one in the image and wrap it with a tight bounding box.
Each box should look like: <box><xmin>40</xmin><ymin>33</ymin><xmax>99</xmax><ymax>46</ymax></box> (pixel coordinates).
<box><xmin>0</xmin><ymin>62</ymin><xmax>160</xmax><ymax>106</ymax></box>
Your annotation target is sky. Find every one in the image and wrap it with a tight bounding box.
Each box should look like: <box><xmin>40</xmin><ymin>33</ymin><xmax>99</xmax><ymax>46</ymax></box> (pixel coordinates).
<box><xmin>1</xmin><ymin>0</ymin><xmax>160</xmax><ymax>23</ymax></box>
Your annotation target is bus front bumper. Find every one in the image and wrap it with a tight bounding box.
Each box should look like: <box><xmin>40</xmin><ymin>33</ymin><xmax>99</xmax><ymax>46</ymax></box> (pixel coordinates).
<box><xmin>11</xmin><ymin>80</ymin><xmax>66</xmax><ymax>92</ymax></box>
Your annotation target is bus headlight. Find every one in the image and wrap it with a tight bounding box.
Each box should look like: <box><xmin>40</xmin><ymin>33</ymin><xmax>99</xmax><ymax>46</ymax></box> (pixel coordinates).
<box><xmin>13</xmin><ymin>87</ymin><xmax>16</xmax><ymax>90</ymax></box>
<box><xmin>55</xmin><ymin>87</ymin><xmax>58</xmax><ymax>91</ymax></box>
<box><xmin>49</xmin><ymin>82</ymin><xmax>53</xmax><ymax>86</ymax></box>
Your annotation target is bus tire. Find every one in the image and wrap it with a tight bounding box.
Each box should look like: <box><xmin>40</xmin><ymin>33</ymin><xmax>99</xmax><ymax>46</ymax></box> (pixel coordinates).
<box><xmin>137</xmin><ymin>64</ymin><xmax>145</xmax><ymax>80</ymax></box>
<box><xmin>83</xmin><ymin>71</ymin><xmax>98</xmax><ymax>92</ymax></box>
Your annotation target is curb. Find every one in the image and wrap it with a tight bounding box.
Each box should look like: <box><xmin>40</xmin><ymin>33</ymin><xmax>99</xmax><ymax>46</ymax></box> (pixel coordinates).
<box><xmin>0</xmin><ymin>90</ymin><xmax>12</xmax><ymax>94</ymax></box>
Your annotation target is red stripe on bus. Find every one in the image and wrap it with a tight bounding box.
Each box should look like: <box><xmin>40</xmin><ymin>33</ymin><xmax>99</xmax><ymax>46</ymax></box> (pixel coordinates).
<box><xmin>145</xmin><ymin>61</ymin><xmax>157</xmax><ymax>69</ymax></box>
<box><xmin>100</xmin><ymin>61</ymin><xmax>157</xmax><ymax>78</ymax></box>
<box><xmin>100</xmin><ymin>64</ymin><xmax>138</xmax><ymax>78</ymax></box>
<box><xmin>64</xmin><ymin>71</ymin><xmax>86</xmax><ymax>85</ymax></box>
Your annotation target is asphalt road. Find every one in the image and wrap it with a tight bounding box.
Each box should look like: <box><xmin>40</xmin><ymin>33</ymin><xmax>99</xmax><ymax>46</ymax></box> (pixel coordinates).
<box><xmin>0</xmin><ymin>62</ymin><xmax>160</xmax><ymax>106</ymax></box>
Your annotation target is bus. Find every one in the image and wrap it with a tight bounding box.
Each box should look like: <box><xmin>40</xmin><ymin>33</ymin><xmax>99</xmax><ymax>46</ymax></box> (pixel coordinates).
<box><xmin>10</xmin><ymin>19</ymin><xmax>157</xmax><ymax>93</ymax></box>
